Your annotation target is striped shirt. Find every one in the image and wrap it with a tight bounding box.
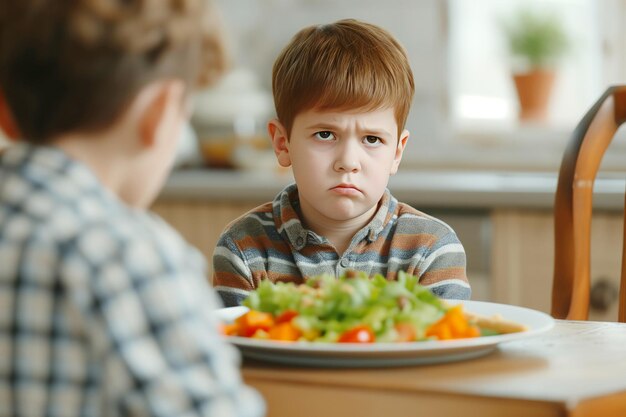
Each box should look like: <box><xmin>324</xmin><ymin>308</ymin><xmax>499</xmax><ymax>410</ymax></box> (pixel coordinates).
<box><xmin>0</xmin><ymin>144</ymin><xmax>264</xmax><ymax>417</ymax></box>
<box><xmin>213</xmin><ymin>184</ymin><xmax>470</xmax><ymax>306</ymax></box>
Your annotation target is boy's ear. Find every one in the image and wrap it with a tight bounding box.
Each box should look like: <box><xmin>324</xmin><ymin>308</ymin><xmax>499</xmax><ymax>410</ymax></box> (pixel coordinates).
<box><xmin>268</xmin><ymin>118</ymin><xmax>291</xmax><ymax>167</ymax></box>
<box><xmin>0</xmin><ymin>91</ymin><xmax>21</xmax><ymax>140</ymax></box>
<box><xmin>138</xmin><ymin>80</ymin><xmax>184</xmax><ymax>148</ymax></box>
<box><xmin>390</xmin><ymin>129</ymin><xmax>409</xmax><ymax>175</ymax></box>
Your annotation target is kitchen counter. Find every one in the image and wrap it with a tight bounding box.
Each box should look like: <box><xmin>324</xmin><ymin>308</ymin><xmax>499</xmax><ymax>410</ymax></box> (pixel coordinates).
<box><xmin>159</xmin><ymin>169</ymin><xmax>626</xmax><ymax>210</ymax></box>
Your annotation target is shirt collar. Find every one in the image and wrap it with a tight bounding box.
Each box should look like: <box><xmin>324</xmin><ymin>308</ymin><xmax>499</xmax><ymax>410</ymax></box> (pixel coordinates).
<box><xmin>273</xmin><ymin>184</ymin><xmax>308</xmax><ymax>250</ymax></box>
<box><xmin>366</xmin><ymin>189</ymin><xmax>395</xmax><ymax>242</ymax></box>
<box><xmin>273</xmin><ymin>183</ymin><xmax>396</xmax><ymax>250</ymax></box>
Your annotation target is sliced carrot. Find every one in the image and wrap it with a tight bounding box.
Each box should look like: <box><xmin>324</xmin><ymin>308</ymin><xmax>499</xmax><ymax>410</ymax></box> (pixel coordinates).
<box><xmin>235</xmin><ymin>311</ymin><xmax>275</xmax><ymax>337</ymax></box>
<box><xmin>425</xmin><ymin>305</ymin><xmax>480</xmax><ymax>340</ymax></box>
<box><xmin>426</xmin><ymin>322</ymin><xmax>452</xmax><ymax>340</ymax></box>
<box><xmin>464</xmin><ymin>325</ymin><xmax>481</xmax><ymax>338</ymax></box>
<box><xmin>221</xmin><ymin>323</ymin><xmax>240</xmax><ymax>336</ymax></box>
<box><xmin>268</xmin><ymin>322</ymin><xmax>302</xmax><ymax>341</ymax></box>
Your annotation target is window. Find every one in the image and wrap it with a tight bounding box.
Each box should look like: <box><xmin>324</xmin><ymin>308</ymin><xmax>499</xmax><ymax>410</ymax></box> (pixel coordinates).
<box><xmin>448</xmin><ymin>0</ymin><xmax>610</xmax><ymax>133</ymax></box>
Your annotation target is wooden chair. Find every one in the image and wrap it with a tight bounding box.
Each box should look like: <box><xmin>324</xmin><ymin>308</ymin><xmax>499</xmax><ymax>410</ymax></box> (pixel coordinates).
<box><xmin>552</xmin><ymin>85</ymin><xmax>626</xmax><ymax>322</ymax></box>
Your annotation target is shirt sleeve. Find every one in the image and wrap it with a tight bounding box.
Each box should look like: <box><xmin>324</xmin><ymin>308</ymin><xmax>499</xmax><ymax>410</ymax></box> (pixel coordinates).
<box><xmin>72</xmin><ymin>224</ymin><xmax>265</xmax><ymax>417</ymax></box>
<box><xmin>212</xmin><ymin>234</ymin><xmax>254</xmax><ymax>307</ymax></box>
<box><xmin>416</xmin><ymin>230</ymin><xmax>472</xmax><ymax>300</ymax></box>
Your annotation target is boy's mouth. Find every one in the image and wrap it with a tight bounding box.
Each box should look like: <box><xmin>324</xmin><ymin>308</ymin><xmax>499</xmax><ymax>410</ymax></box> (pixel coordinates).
<box><xmin>331</xmin><ymin>183</ymin><xmax>361</xmax><ymax>195</ymax></box>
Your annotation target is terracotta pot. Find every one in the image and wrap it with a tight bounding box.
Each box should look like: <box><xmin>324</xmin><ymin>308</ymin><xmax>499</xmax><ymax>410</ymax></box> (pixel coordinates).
<box><xmin>512</xmin><ymin>69</ymin><xmax>556</xmax><ymax>122</ymax></box>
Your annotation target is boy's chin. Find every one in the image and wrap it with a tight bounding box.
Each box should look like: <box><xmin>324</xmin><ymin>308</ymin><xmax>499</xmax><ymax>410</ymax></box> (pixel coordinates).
<box><xmin>320</xmin><ymin>203</ymin><xmax>374</xmax><ymax>222</ymax></box>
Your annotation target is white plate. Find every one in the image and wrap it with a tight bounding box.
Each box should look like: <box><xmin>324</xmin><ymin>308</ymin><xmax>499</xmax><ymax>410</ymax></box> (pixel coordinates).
<box><xmin>215</xmin><ymin>300</ymin><xmax>555</xmax><ymax>367</ymax></box>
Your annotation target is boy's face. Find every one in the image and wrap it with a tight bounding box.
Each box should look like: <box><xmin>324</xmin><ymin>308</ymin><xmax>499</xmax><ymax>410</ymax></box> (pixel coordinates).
<box><xmin>271</xmin><ymin>107</ymin><xmax>408</xmax><ymax>225</ymax></box>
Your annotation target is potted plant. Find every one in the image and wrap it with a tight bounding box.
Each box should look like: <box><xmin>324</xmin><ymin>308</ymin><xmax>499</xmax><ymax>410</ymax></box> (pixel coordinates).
<box><xmin>501</xmin><ymin>8</ymin><xmax>570</xmax><ymax>122</ymax></box>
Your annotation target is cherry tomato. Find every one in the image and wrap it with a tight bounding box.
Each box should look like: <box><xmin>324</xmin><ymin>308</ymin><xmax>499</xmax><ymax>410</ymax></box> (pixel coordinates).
<box><xmin>338</xmin><ymin>325</ymin><xmax>375</xmax><ymax>343</ymax></box>
<box><xmin>275</xmin><ymin>310</ymin><xmax>299</xmax><ymax>324</ymax></box>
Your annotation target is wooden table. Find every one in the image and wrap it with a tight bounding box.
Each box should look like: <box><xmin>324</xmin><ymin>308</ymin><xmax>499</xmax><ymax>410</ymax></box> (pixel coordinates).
<box><xmin>242</xmin><ymin>321</ymin><xmax>626</xmax><ymax>417</ymax></box>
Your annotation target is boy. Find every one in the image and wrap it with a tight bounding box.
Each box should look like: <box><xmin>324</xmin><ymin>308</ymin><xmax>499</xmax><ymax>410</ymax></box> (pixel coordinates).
<box><xmin>213</xmin><ymin>19</ymin><xmax>471</xmax><ymax>307</ymax></box>
<box><xmin>0</xmin><ymin>1</ymin><xmax>263</xmax><ymax>416</ymax></box>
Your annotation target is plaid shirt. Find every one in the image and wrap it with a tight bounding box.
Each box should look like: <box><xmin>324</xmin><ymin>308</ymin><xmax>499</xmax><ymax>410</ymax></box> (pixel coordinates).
<box><xmin>0</xmin><ymin>144</ymin><xmax>264</xmax><ymax>417</ymax></box>
<box><xmin>213</xmin><ymin>184</ymin><xmax>471</xmax><ymax>307</ymax></box>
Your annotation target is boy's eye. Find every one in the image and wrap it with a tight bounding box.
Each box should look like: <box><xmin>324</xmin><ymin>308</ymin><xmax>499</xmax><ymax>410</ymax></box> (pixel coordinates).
<box><xmin>314</xmin><ymin>131</ymin><xmax>335</xmax><ymax>141</ymax></box>
<box><xmin>363</xmin><ymin>135</ymin><xmax>383</xmax><ymax>146</ymax></box>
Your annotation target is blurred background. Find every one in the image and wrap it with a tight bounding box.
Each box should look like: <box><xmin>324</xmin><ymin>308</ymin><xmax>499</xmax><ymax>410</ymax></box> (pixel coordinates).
<box><xmin>182</xmin><ymin>0</ymin><xmax>626</xmax><ymax>172</ymax></box>
<box><xmin>2</xmin><ymin>0</ymin><xmax>624</xmax><ymax>171</ymax></box>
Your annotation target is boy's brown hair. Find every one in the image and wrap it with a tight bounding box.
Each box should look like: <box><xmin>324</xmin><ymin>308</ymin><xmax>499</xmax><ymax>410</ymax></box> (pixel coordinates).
<box><xmin>272</xmin><ymin>18</ymin><xmax>415</xmax><ymax>137</ymax></box>
<box><xmin>0</xmin><ymin>0</ymin><xmax>228</xmax><ymax>143</ymax></box>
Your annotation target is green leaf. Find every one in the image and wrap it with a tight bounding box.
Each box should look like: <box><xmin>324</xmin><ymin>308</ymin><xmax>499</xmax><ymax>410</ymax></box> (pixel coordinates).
<box><xmin>501</xmin><ymin>8</ymin><xmax>570</xmax><ymax>69</ymax></box>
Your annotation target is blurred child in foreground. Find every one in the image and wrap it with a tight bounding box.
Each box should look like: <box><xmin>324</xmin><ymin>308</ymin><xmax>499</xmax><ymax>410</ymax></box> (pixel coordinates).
<box><xmin>0</xmin><ymin>0</ymin><xmax>263</xmax><ymax>415</ymax></box>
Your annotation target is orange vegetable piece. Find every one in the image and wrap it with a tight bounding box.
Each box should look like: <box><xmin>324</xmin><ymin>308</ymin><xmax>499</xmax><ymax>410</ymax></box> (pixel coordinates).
<box><xmin>235</xmin><ymin>311</ymin><xmax>275</xmax><ymax>337</ymax></box>
<box><xmin>394</xmin><ymin>322</ymin><xmax>417</xmax><ymax>342</ymax></box>
<box><xmin>447</xmin><ymin>306</ymin><xmax>469</xmax><ymax>336</ymax></box>
<box><xmin>221</xmin><ymin>323</ymin><xmax>240</xmax><ymax>336</ymax></box>
<box><xmin>464</xmin><ymin>325</ymin><xmax>481</xmax><ymax>338</ymax></box>
<box><xmin>426</xmin><ymin>305</ymin><xmax>480</xmax><ymax>340</ymax></box>
<box><xmin>268</xmin><ymin>322</ymin><xmax>302</xmax><ymax>341</ymax></box>
<box><xmin>426</xmin><ymin>322</ymin><xmax>452</xmax><ymax>340</ymax></box>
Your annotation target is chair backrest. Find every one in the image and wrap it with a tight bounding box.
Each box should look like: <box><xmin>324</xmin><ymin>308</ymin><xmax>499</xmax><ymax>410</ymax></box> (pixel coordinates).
<box><xmin>552</xmin><ymin>85</ymin><xmax>626</xmax><ymax>322</ymax></box>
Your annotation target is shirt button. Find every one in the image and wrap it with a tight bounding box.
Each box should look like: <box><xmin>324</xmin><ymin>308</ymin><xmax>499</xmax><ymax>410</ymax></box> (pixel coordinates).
<box><xmin>296</xmin><ymin>236</ymin><xmax>305</xmax><ymax>246</ymax></box>
<box><xmin>340</xmin><ymin>258</ymin><xmax>349</xmax><ymax>267</ymax></box>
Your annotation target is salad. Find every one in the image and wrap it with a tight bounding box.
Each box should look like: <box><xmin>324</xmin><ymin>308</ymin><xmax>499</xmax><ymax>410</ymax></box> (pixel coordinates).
<box><xmin>222</xmin><ymin>271</ymin><xmax>526</xmax><ymax>343</ymax></box>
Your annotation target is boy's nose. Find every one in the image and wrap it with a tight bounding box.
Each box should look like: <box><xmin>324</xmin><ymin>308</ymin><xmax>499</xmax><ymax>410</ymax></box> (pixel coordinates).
<box><xmin>333</xmin><ymin>152</ymin><xmax>361</xmax><ymax>173</ymax></box>
<box><xmin>333</xmin><ymin>138</ymin><xmax>362</xmax><ymax>172</ymax></box>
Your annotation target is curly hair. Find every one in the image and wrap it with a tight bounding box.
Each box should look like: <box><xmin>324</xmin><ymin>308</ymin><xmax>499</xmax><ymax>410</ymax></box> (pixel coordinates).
<box><xmin>272</xmin><ymin>19</ymin><xmax>415</xmax><ymax>138</ymax></box>
<box><xmin>0</xmin><ymin>0</ymin><xmax>228</xmax><ymax>143</ymax></box>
